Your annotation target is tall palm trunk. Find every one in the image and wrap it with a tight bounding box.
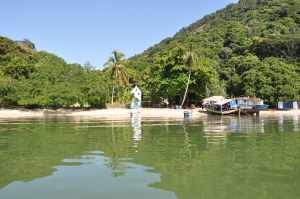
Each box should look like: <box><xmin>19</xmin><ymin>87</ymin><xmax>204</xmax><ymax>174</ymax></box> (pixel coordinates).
<box><xmin>111</xmin><ymin>85</ymin><xmax>115</xmax><ymax>104</ymax></box>
<box><xmin>105</xmin><ymin>51</ymin><xmax>127</xmax><ymax>105</ymax></box>
<box><xmin>181</xmin><ymin>69</ymin><xmax>191</xmax><ymax>107</ymax></box>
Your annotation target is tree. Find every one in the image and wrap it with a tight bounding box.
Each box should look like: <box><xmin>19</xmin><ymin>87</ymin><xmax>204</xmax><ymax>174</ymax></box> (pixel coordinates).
<box><xmin>239</xmin><ymin>0</ymin><xmax>259</xmax><ymax>10</ymax></box>
<box><xmin>0</xmin><ymin>37</ymin><xmax>110</xmax><ymax>109</ymax></box>
<box><xmin>241</xmin><ymin>57</ymin><xmax>300</xmax><ymax>104</ymax></box>
<box><xmin>0</xmin><ymin>71</ymin><xmax>14</xmax><ymax>106</ymax></box>
<box><xmin>221</xmin><ymin>54</ymin><xmax>261</xmax><ymax>97</ymax></box>
<box><xmin>104</xmin><ymin>51</ymin><xmax>129</xmax><ymax>104</ymax></box>
<box><xmin>144</xmin><ymin>47</ymin><xmax>222</xmax><ymax>106</ymax></box>
<box><xmin>18</xmin><ymin>39</ymin><xmax>36</xmax><ymax>51</ymax></box>
<box><xmin>224</xmin><ymin>22</ymin><xmax>252</xmax><ymax>54</ymax></box>
<box><xmin>83</xmin><ymin>61</ymin><xmax>94</xmax><ymax>70</ymax></box>
<box><xmin>181</xmin><ymin>47</ymin><xmax>198</xmax><ymax>107</ymax></box>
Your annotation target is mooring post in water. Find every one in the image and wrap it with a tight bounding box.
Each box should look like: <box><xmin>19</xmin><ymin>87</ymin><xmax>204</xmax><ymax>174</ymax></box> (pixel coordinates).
<box><xmin>184</xmin><ymin>111</ymin><xmax>192</xmax><ymax>119</ymax></box>
<box><xmin>256</xmin><ymin>110</ymin><xmax>260</xmax><ymax>117</ymax></box>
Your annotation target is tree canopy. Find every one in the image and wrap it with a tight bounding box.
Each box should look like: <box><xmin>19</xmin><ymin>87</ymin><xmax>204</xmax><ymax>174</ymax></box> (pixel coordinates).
<box><xmin>1</xmin><ymin>0</ymin><xmax>300</xmax><ymax>108</ymax></box>
<box><xmin>0</xmin><ymin>37</ymin><xmax>108</xmax><ymax>108</ymax></box>
<box><xmin>128</xmin><ymin>0</ymin><xmax>300</xmax><ymax>105</ymax></box>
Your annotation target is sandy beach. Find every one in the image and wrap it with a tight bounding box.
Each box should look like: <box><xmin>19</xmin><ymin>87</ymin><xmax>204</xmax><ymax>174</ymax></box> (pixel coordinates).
<box><xmin>0</xmin><ymin>108</ymin><xmax>206</xmax><ymax>119</ymax></box>
<box><xmin>260</xmin><ymin>110</ymin><xmax>300</xmax><ymax>117</ymax></box>
<box><xmin>0</xmin><ymin>108</ymin><xmax>300</xmax><ymax>119</ymax></box>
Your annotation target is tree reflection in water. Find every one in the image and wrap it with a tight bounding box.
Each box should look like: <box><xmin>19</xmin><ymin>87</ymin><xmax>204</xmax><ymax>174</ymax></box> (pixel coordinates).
<box><xmin>0</xmin><ymin>116</ymin><xmax>300</xmax><ymax>199</ymax></box>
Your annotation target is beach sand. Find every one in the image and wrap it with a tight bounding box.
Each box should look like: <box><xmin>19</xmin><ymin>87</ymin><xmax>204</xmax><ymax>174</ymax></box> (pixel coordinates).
<box><xmin>0</xmin><ymin>109</ymin><xmax>44</xmax><ymax>118</ymax></box>
<box><xmin>0</xmin><ymin>108</ymin><xmax>205</xmax><ymax>119</ymax></box>
<box><xmin>0</xmin><ymin>108</ymin><xmax>300</xmax><ymax>119</ymax></box>
<box><xmin>260</xmin><ymin>109</ymin><xmax>300</xmax><ymax>117</ymax></box>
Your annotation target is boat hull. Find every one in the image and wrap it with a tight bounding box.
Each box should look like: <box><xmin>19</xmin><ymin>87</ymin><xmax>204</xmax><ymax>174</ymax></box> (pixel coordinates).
<box><xmin>240</xmin><ymin>108</ymin><xmax>259</xmax><ymax>115</ymax></box>
<box><xmin>255</xmin><ymin>104</ymin><xmax>269</xmax><ymax>110</ymax></box>
<box><xmin>206</xmin><ymin>108</ymin><xmax>238</xmax><ymax>115</ymax></box>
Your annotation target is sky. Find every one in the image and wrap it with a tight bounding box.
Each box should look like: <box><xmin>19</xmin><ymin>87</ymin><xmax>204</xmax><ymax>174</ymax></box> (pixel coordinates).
<box><xmin>1</xmin><ymin>0</ymin><xmax>238</xmax><ymax>68</ymax></box>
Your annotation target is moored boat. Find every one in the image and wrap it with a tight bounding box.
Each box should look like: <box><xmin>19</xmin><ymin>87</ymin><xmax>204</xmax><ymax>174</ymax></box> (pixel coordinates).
<box><xmin>202</xmin><ymin>96</ymin><xmax>269</xmax><ymax>116</ymax></box>
<box><xmin>255</xmin><ymin>104</ymin><xmax>269</xmax><ymax>110</ymax></box>
<box><xmin>205</xmin><ymin>99</ymin><xmax>238</xmax><ymax>115</ymax></box>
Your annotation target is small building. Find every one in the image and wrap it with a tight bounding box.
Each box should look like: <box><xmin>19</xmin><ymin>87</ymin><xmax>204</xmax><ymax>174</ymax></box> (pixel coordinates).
<box><xmin>235</xmin><ymin>97</ymin><xmax>264</xmax><ymax>109</ymax></box>
<box><xmin>278</xmin><ymin>101</ymin><xmax>298</xmax><ymax>110</ymax></box>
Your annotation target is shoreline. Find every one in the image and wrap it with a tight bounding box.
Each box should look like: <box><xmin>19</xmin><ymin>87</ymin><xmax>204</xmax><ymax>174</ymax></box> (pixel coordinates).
<box><xmin>0</xmin><ymin>108</ymin><xmax>300</xmax><ymax>119</ymax></box>
<box><xmin>0</xmin><ymin>108</ymin><xmax>206</xmax><ymax>119</ymax></box>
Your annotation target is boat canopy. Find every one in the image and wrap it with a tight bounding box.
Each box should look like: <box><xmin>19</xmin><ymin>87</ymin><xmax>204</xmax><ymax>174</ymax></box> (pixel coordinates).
<box><xmin>215</xmin><ymin>99</ymin><xmax>237</xmax><ymax>108</ymax></box>
<box><xmin>203</xmin><ymin>96</ymin><xmax>225</xmax><ymax>105</ymax></box>
<box><xmin>215</xmin><ymin>99</ymin><xmax>234</xmax><ymax>105</ymax></box>
<box><xmin>235</xmin><ymin>97</ymin><xmax>263</xmax><ymax>103</ymax></box>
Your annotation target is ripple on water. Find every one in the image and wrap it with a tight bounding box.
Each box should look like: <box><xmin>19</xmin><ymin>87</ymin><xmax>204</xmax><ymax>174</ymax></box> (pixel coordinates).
<box><xmin>0</xmin><ymin>116</ymin><xmax>300</xmax><ymax>199</ymax></box>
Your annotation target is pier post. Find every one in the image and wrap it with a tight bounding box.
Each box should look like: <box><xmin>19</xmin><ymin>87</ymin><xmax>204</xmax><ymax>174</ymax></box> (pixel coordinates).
<box><xmin>256</xmin><ymin>110</ymin><xmax>260</xmax><ymax>117</ymax></box>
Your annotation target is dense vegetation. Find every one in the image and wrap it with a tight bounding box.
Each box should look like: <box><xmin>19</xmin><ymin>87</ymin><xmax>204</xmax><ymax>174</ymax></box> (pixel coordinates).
<box><xmin>1</xmin><ymin>0</ymin><xmax>300</xmax><ymax>108</ymax></box>
<box><xmin>0</xmin><ymin>37</ymin><xmax>109</xmax><ymax>108</ymax></box>
<box><xmin>128</xmin><ymin>0</ymin><xmax>300</xmax><ymax>105</ymax></box>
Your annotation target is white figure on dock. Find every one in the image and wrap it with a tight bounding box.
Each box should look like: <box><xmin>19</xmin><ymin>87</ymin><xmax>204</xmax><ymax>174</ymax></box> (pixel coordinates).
<box><xmin>130</xmin><ymin>86</ymin><xmax>142</xmax><ymax>151</ymax></box>
<box><xmin>130</xmin><ymin>86</ymin><xmax>142</xmax><ymax>112</ymax></box>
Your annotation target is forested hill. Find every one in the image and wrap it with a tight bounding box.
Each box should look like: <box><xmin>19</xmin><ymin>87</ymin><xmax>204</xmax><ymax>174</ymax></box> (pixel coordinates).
<box><xmin>128</xmin><ymin>0</ymin><xmax>300</xmax><ymax>105</ymax></box>
<box><xmin>0</xmin><ymin>37</ymin><xmax>109</xmax><ymax>108</ymax></box>
<box><xmin>1</xmin><ymin>0</ymin><xmax>300</xmax><ymax>109</ymax></box>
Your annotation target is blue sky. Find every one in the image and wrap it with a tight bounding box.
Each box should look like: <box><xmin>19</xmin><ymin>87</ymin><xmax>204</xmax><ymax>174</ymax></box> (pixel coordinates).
<box><xmin>1</xmin><ymin>0</ymin><xmax>238</xmax><ymax>67</ymax></box>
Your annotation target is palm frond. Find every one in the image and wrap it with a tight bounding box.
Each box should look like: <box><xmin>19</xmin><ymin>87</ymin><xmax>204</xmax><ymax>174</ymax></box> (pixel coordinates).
<box><xmin>112</xmin><ymin>50</ymin><xmax>125</xmax><ymax>63</ymax></box>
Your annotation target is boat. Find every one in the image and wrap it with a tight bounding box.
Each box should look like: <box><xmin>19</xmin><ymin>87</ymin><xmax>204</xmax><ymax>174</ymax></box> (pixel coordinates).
<box><xmin>255</xmin><ymin>104</ymin><xmax>269</xmax><ymax>110</ymax></box>
<box><xmin>202</xmin><ymin>96</ymin><xmax>269</xmax><ymax>116</ymax></box>
<box><xmin>202</xmin><ymin>96</ymin><xmax>225</xmax><ymax>106</ymax></box>
<box><xmin>204</xmin><ymin>99</ymin><xmax>238</xmax><ymax>115</ymax></box>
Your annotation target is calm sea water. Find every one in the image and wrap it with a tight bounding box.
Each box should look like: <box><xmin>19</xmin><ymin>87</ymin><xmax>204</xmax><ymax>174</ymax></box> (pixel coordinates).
<box><xmin>0</xmin><ymin>115</ymin><xmax>300</xmax><ymax>199</ymax></box>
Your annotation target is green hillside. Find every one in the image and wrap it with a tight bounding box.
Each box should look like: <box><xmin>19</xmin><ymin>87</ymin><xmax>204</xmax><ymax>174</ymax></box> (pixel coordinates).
<box><xmin>0</xmin><ymin>37</ymin><xmax>109</xmax><ymax>108</ymax></box>
<box><xmin>128</xmin><ymin>0</ymin><xmax>300</xmax><ymax>105</ymax></box>
<box><xmin>1</xmin><ymin>0</ymin><xmax>300</xmax><ymax>108</ymax></box>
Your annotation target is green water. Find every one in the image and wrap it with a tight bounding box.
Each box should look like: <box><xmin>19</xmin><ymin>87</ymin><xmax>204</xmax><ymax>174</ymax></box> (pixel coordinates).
<box><xmin>0</xmin><ymin>116</ymin><xmax>300</xmax><ymax>199</ymax></box>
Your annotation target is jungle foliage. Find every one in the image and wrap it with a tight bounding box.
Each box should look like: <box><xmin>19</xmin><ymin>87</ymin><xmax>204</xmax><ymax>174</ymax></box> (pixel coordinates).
<box><xmin>128</xmin><ymin>0</ymin><xmax>300</xmax><ymax>105</ymax></box>
<box><xmin>1</xmin><ymin>0</ymin><xmax>300</xmax><ymax>108</ymax></box>
<box><xmin>0</xmin><ymin>37</ymin><xmax>109</xmax><ymax>108</ymax></box>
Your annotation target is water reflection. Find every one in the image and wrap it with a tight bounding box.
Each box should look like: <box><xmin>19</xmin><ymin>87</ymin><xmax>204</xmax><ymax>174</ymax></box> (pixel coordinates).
<box><xmin>278</xmin><ymin>115</ymin><xmax>284</xmax><ymax>132</ymax></box>
<box><xmin>1</xmin><ymin>153</ymin><xmax>175</xmax><ymax>199</ymax></box>
<box><xmin>203</xmin><ymin>115</ymin><xmax>300</xmax><ymax>134</ymax></box>
<box><xmin>203</xmin><ymin>118</ymin><xmax>228</xmax><ymax>145</ymax></box>
<box><xmin>0</xmin><ymin>116</ymin><xmax>300</xmax><ymax>199</ymax></box>
<box><xmin>131</xmin><ymin>112</ymin><xmax>142</xmax><ymax>150</ymax></box>
<box><xmin>293</xmin><ymin>115</ymin><xmax>299</xmax><ymax>132</ymax></box>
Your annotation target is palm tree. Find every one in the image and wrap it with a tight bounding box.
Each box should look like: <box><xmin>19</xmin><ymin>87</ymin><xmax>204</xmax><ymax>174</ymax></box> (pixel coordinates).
<box><xmin>104</xmin><ymin>51</ymin><xmax>129</xmax><ymax>104</ymax></box>
<box><xmin>181</xmin><ymin>47</ymin><xmax>198</xmax><ymax>107</ymax></box>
